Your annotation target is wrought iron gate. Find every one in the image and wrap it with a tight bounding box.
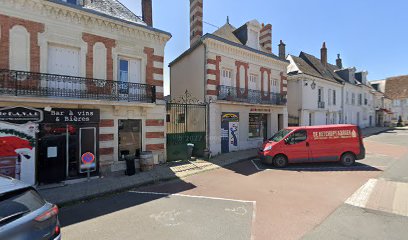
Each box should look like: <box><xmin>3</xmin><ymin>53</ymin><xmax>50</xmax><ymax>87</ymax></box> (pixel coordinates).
<box><xmin>166</xmin><ymin>92</ymin><xmax>207</xmax><ymax>161</ymax></box>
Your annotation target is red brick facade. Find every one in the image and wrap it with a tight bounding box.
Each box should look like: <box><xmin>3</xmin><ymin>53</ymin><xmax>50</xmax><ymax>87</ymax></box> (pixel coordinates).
<box><xmin>144</xmin><ymin>47</ymin><xmax>164</xmax><ymax>100</ymax></box>
<box><xmin>99</xmin><ymin>134</ymin><xmax>114</xmax><ymax>141</ymax></box>
<box><xmin>82</xmin><ymin>33</ymin><xmax>116</xmax><ymax>80</ymax></box>
<box><xmin>0</xmin><ymin>14</ymin><xmax>44</xmax><ymax>72</ymax></box>
<box><xmin>146</xmin><ymin>143</ymin><xmax>165</xmax><ymax>151</ymax></box>
<box><xmin>145</xmin><ymin>119</ymin><xmax>165</xmax><ymax>126</ymax></box>
<box><xmin>100</xmin><ymin>119</ymin><xmax>115</xmax><ymax>128</ymax></box>
<box><xmin>235</xmin><ymin>61</ymin><xmax>249</xmax><ymax>97</ymax></box>
<box><xmin>206</xmin><ymin>56</ymin><xmax>221</xmax><ymax>95</ymax></box>
<box><xmin>280</xmin><ymin>72</ymin><xmax>288</xmax><ymax>96</ymax></box>
<box><xmin>146</xmin><ymin>132</ymin><xmax>165</xmax><ymax>138</ymax></box>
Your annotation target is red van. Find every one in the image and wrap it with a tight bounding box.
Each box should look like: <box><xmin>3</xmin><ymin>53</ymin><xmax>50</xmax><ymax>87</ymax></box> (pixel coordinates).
<box><xmin>258</xmin><ymin>125</ymin><xmax>365</xmax><ymax>168</ymax></box>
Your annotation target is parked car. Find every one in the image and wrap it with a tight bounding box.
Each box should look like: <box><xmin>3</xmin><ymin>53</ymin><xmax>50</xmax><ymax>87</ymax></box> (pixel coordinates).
<box><xmin>258</xmin><ymin>124</ymin><xmax>365</xmax><ymax>167</ymax></box>
<box><xmin>0</xmin><ymin>175</ymin><xmax>60</xmax><ymax>240</ymax></box>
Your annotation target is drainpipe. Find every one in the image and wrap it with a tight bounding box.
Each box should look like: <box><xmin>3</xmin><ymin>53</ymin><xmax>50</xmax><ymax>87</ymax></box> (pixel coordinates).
<box><xmin>203</xmin><ymin>42</ymin><xmax>210</xmax><ymax>156</ymax></box>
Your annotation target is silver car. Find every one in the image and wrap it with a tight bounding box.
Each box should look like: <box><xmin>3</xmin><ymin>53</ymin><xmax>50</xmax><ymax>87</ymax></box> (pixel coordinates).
<box><xmin>0</xmin><ymin>175</ymin><xmax>61</xmax><ymax>240</ymax></box>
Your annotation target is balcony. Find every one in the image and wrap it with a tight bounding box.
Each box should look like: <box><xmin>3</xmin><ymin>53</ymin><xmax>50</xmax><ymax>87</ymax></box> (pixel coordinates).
<box><xmin>217</xmin><ymin>85</ymin><xmax>286</xmax><ymax>105</ymax></box>
<box><xmin>0</xmin><ymin>69</ymin><xmax>156</xmax><ymax>103</ymax></box>
<box><xmin>318</xmin><ymin>101</ymin><xmax>325</xmax><ymax>109</ymax></box>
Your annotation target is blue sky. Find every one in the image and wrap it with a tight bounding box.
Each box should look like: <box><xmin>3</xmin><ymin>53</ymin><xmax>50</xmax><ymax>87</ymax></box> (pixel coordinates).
<box><xmin>122</xmin><ymin>0</ymin><xmax>408</xmax><ymax>95</ymax></box>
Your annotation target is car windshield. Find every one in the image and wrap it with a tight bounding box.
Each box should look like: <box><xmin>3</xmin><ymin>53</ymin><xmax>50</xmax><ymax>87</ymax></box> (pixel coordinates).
<box><xmin>0</xmin><ymin>188</ymin><xmax>45</xmax><ymax>226</ymax></box>
<box><xmin>269</xmin><ymin>129</ymin><xmax>293</xmax><ymax>142</ymax></box>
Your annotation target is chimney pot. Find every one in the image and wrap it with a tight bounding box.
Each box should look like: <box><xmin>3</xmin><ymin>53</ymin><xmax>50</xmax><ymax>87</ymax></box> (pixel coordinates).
<box><xmin>321</xmin><ymin>42</ymin><xmax>327</xmax><ymax>66</ymax></box>
<box><xmin>279</xmin><ymin>40</ymin><xmax>286</xmax><ymax>59</ymax></box>
<box><xmin>142</xmin><ymin>0</ymin><xmax>153</xmax><ymax>27</ymax></box>
<box><xmin>190</xmin><ymin>0</ymin><xmax>203</xmax><ymax>46</ymax></box>
<box><xmin>259</xmin><ymin>23</ymin><xmax>272</xmax><ymax>53</ymax></box>
<box><xmin>336</xmin><ymin>54</ymin><xmax>343</xmax><ymax>69</ymax></box>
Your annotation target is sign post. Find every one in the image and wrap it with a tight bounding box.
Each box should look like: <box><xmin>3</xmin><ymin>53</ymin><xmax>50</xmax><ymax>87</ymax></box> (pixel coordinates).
<box><xmin>81</xmin><ymin>152</ymin><xmax>95</xmax><ymax>181</ymax></box>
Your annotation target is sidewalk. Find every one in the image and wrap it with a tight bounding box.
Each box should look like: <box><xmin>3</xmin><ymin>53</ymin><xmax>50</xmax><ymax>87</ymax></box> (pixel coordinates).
<box><xmin>361</xmin><ymin>126</ymin><xmax>391</xmax><ymax>137</ymax></box>
<box><xmin>38</xmin><ymin>148</ymin><xmax>257</xmax><ymax>206</ymax></box>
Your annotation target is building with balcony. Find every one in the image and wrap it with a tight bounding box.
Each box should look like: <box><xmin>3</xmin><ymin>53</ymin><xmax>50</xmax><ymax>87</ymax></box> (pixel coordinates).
<box><xmin>169</xmin><ymin>0</ymin><xmax>288</xmax><ymax>155</ymax></box>
<box><xmin>287</xmin><ymin>43</ymin><xmax>376</xmax><ymax>128</ymax></box>
<box><xmin>287</xmin><ymin>43</ymin><xmax>343</xmax><ymax>126</ymax></box>
<box><xmin>0</xmin><ymin>0</ymin><xmax>171</xmax><ymax>184</ymax></box>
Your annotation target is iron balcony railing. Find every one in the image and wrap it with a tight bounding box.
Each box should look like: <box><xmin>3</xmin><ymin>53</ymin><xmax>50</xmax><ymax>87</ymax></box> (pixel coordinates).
<box><xmin>318</xmin><ymin>101</ymin><xmax>325</xmax><ymax>108</ymax></box>
<box><xmin>0</xmin><ymin>69</ymin><xmax>156</xmax><ymax>103</ymax></box>
<box><xmin>217</xmin><ymin>85</ymin><xmax>286</xmax><ymax>105</ymax></box>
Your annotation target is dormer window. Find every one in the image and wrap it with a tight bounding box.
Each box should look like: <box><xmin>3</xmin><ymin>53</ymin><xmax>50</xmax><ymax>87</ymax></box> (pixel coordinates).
<box><xmin>63</xmin><ymin>0</ymin><xmax>78</xmax><ymax>5</ymax></box>
<box><xmin>247</xmin><ymin>29</ymin><xmax>259</xmax><ymax>50</ymax></box>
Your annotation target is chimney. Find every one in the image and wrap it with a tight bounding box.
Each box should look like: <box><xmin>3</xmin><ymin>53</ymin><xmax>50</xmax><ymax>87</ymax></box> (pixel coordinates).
<box><xmin>142</xmin><ymin>0</ymin><xmax>153</xmax><ymax>27</ymax></box>
<box><xmin>321</xmin><ymin>42</ymin><xmax>327</xmax><ymax>66</ymax></box>
<box><xmin>278</xmin><ymin>40</ymin><xmax>286</xmax><ymax>59</ymax></box>
<box><xmin>336</xmin><ymin>54</ymin><xmax>343</xmax><ymax>69</ymax></box>
<box><xmin>190</xmin><ymin>0</ymin><xmax>203</xmax><ymax>46</ymax></box>
<box><xmin>259</xmin><ymin>23</ymin><xmax>272</xmax><ymax>53</ymax></box>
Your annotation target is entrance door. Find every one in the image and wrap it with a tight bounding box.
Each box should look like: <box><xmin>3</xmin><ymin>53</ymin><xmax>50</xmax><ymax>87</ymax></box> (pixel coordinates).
<box><xmin>38</xmin><ymin>133</ymin><xmax>67</xmax><ymax>184</ymax></box>
<box><xmin>283</xmin><ymin>130</ymin><xmax>309</xmax><ymax>163</ymax></box>
<box><xmin>278</xmin><ymin>114</ymin><xmax>284</xmax><ymax>130</ymax></box>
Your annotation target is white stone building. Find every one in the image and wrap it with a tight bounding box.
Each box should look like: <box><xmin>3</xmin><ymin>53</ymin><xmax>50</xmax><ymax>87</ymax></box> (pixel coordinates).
<box><xmin>0</xmin><ymin>0</ymin><xmax>171</xmax><ymax>184</ymax></box>
<box><xmin>169</xmin><ymin>0</ymin><xmax>288</xmax><ymax>156</ymax></box>
<box><xmin>287</xmin><ymin>43</ymin><xmax>376</xmax><ymax>128</ymax></box>
<box><xmin>373</xmin><ymin>75</ymin><xmax>408</xmax><ymax>125</ymax></box>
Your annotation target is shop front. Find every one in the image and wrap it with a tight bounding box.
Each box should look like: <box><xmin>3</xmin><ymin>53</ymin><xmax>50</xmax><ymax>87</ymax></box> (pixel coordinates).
<box><xmin>0</xmin><ymin>106</ymin><xmax>100</xmax><ymax>185</ymax></box>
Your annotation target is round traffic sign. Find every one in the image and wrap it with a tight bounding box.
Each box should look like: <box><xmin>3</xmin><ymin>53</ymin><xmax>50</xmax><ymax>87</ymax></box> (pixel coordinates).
<box><xmin>81</xmin><ymin>152</ymin><xmax>95</xmax><ymax>164</ymax></box>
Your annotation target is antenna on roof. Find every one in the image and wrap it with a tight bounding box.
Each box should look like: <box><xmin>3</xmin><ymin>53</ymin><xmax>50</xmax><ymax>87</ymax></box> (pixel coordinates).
<box><xmin>203</xmin><ymin>21</ymin><xmax>219</xmax><ymax>29</ymax></box>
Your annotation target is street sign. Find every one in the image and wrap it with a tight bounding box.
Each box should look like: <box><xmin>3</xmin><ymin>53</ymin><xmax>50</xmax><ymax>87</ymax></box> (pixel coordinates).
<box><xmin>81</xmin><ymin>152</ymin><xmax>95</xmax><ymax>165</ymax></box>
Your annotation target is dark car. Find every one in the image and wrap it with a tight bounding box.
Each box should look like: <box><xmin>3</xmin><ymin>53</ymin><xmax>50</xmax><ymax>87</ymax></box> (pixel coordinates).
<box><xmin>0</xmin><ymin>175</ymin><xmax>60</xmax><ymax>240</ymax></box>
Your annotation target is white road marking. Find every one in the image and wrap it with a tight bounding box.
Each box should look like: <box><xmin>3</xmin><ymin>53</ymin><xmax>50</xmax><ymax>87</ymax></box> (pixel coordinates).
<box><xmin>225</xmin><ymin>206</ymin><xmax>248</xmax><ymax>215</ymax></box>
<box><xmin>345</xmin><ymin>179</ymin><xmax>378</xmax><ymax>208</ymax></box>
<box><xmin>129</xmin><ymin>190</ymin><xmax>256</xmax><ymax>204</ymax></box>
<box><xmin>251</xmin><ymin>159</ymin><xmax>386</xmax><ymax>171</ymax></box>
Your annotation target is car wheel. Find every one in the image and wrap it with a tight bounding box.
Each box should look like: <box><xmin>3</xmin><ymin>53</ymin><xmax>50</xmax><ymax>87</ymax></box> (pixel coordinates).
<box><xmin>273</xmin><ymin>155</ymin><xmax>288</xmax><ymax>168</ymax></box>
<box><xmin>341</xmin><ymin>153</ymin><xmax>355</xmax><ymax>166</ymax></box>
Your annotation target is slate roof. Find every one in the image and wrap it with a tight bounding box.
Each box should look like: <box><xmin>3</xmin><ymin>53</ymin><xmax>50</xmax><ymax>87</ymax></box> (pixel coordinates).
<box><xmin>384</xmin><ymin>75</ymin><xmax>408</xmax><ymax>99</ymax></box>
<box><xmin>289</xmin><ymin>55</ymin><xmax>322</xmax><ymax>79</ymax></box>
<box><xmin>212</xmin><ymin>23</ymin><xmax>242</xmax><ymax>44</ymax></box>
<box><xmin>83</xmin><ymin>0</ymin><xmax>144</xmax><ymax>24</ymax></box>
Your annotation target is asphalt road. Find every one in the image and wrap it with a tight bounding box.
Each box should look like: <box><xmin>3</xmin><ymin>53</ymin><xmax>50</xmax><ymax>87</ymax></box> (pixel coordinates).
<box><xmin>60</xmin><ymin>128</ymin><xmax>408</xmax><ymax>240</ymax></box>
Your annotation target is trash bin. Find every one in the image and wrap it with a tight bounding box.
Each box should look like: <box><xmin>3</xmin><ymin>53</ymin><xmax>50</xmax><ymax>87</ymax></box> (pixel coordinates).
<box><xmin>140</xmin><ymin>151</ymin><xmax>154</xmax><ymax>172</ymax></box>
<box><xmin>187</xmin><ymin>143</ymin><xmax>194</xmax><ymax>159</ymax></box>
<box><xmin>125</xmin><ymin>156</ymin><xmax>136</xmax><ymax>176</ymax></box>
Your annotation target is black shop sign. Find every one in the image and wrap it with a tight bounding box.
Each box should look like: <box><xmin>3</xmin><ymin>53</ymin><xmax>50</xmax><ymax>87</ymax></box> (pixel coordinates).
<box><xmin>0</xmin><ymin>107</ymin><xmax>100</xmax><ymax>124</ymax></box>
<box><xmin>0</xmin><ymin>107</ymin><xmax>43</xmax><ymax>124</ymax></box>
<box><xmin>42</xmin><ymin>109</ymin><xmax>100</xmax><ymax>124</ymax></box>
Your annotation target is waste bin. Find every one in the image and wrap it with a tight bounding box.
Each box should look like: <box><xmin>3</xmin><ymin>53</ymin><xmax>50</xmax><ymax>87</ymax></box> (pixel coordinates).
<box><xmin>187</xmin><ymin>143</ymin><xmax>194</xmax><ymax>159</ymax></box>
<box><xmin>125</xmin><ymin>156</ymin><xmax>136</xmax><ymax>176</ymax></box>
<box><xmin>140</xmin><ymin>151</ymin><xmax>154</xmax><ymax>172</ymax></box>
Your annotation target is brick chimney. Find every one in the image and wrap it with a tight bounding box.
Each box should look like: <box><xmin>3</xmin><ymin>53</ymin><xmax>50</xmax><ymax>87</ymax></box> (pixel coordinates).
<box><xmin>278</xmin><ymin>40</ymin><xmax>286</xmax><ymax>59</ymax></box>
<box><xmin>336</xmin><ymin>54</ymin><xmax>343</xmax><ymax>69</ymax></box>
<box><xmin>190</xmin><ymin>0</ymin><xmax>203</xmax><ymax>46</ymax></box>
<box><xmin>260</xmin><ymin>23</ymin><xmax>272</xmax><ymax>53</ymax></box>
<box><xmin>142</xmin><ymin>0</ymin><xmax>153</xmax><ymax>27</ymax></box>
<box><xmin>321</xmin><ymin>42</ymin><xmax>327</xmax><ymax>66</ymax></box>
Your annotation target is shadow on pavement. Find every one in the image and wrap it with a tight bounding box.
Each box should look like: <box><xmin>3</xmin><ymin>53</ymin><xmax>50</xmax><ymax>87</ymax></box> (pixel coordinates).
<box><xmin>59</xmin><ymin>180</ymin><xmax>197</xmax><ymax>228</ymax></box>
<box><xmin>252</xmin><ymin>159</ymin><xmax>382</xmax><ymax>172</ymax></box>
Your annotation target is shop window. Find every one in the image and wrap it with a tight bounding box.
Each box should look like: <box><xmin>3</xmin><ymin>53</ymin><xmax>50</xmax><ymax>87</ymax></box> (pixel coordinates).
<box><xmin>249</xmin><ymin>113</ymin><xmax>267</xmax><ymax>139</ymax></box>
<box><xmin>118</xmin><ymin>120</ymin><xmax>142</xmax><ymax>161</ymax></box>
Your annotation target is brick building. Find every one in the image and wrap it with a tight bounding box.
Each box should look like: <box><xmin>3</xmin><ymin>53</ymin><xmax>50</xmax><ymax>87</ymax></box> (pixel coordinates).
<box><xmin>169</xmin><ymin>0</ymin><xmax>288</xmax><ymax>155</ymax></box>
<box><xmin>0</xmin><ymin>0</ymin><xmax>171</xmax><ymax>184</ymax></box>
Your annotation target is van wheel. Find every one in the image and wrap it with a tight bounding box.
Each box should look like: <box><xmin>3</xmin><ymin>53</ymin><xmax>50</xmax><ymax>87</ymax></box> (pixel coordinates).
<box><xmin>273</xmin><ymin>155</ymin><xmax>288</xmax><ymax>168</ymax></box>
<box><xmin>341</xmin><ymin>153</ymin><xmax>356</xmax><ymax>166</ymax></box>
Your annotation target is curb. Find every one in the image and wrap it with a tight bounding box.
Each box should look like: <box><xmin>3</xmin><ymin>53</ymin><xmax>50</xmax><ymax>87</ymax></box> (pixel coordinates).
<box><xmin>363</xmin><ymin>128</ymin><xmax>392</xmax><ymax>138</ymax></box>
<box><xmin>55</xmin><ymin>154</ymin><xmax>257</xmax><ymax>207</ymax></box>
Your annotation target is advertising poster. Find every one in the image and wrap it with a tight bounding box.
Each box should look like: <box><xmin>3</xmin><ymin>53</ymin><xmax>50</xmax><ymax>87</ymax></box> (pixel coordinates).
<box><xmin>221</xmin><ymin>112</ymin><xmax>239</xmax><ymax>153</ymax></box>
<box><xmin>0</xmin><ymin>121</ymin><xmax>37</xmax><ymax>185</ymax></box>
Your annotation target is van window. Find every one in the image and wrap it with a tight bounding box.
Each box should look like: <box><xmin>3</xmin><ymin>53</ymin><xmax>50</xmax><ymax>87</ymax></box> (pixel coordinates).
<box><xmin>269</xmin><ymin>129</ymin><xmax>293</xmax><ymax>142</ymax></box>
<box><xmin>286</xmin><ymin>130</ymin><xmax>307</xmax><ymax>145</ymax></box>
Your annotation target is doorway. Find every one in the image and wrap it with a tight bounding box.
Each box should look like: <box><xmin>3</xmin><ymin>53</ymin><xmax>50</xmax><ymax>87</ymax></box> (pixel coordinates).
<box><xmin>38</xmin><ymin>124</ymin><xmax>98</xmax><ymax>184</ymax></box>
<box><xmin>278</xmin><ymin>114</ymin><xmax>284</xmax><ymax>130</ymax></box>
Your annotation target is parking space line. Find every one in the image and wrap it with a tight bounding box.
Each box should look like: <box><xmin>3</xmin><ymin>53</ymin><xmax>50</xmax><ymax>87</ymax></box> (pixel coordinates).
<box><xmin>129</xmin><ymin>191</ymin><xmax>256</xmax><ymax>204</ymax></box>
<box><xmin>251</xmin><ymin>159</ymin><xmax>263</xmax><ymax>171</ymax></box>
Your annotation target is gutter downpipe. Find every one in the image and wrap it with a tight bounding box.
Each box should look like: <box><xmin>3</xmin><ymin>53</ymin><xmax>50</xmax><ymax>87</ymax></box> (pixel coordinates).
<box><xmin>203</xmin><ymin>41</ymin><xmax>210</xmax><ymax>155</ymax></box>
